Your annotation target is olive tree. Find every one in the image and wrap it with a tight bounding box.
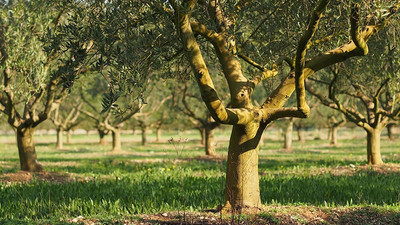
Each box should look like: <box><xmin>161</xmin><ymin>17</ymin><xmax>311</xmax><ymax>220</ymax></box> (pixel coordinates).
<box><xmin>159</xmin><ymin>0</ymin><xmax>400</xmax><ymax>212</ymax></box>
<box><xmin>0</xmin><ymin>0</ymin><xmax>92</xmax><ymax>171</ymax></box>
<box><xmin>307</xmin><ymin>28</ymin><xmax>400</xmax><ymax>164</ymax></box>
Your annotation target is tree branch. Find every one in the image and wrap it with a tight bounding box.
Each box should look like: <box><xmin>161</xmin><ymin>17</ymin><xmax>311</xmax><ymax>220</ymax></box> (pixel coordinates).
<box><xmin>350</xmin><ymin>3</ymin><xmax>369</xmax><ymax>56</ymax></box>
<box><xmin>294</xmin><ymin>0</ymin><xmax>330</xmax><ymax>117</ymax></box>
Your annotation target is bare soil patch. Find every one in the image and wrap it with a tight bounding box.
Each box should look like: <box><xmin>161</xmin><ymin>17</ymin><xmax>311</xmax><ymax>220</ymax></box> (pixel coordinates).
<box><xmin>319</xmin><ymin>163</ymin><xmax>400</xmax><ymax>176</ymax></box>
<box><xmin>0</xmin><ymin>171</ymin><xmax>73</xmax><ymax>183</ymax></box>
<box><xmin>65</xmin><ymin>206</ymin><xmax>399</xmax><ymax>224</ymax></box>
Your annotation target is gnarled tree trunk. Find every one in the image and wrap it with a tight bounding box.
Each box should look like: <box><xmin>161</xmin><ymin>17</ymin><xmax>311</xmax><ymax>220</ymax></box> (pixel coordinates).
<box><xmin>111</xmin><ymin>128</ymin><xmax>121</xmax><ymax>152</ymax></box>
<box><xmin>224</xmin><ymin>124</ymin><xmax>263</xmax><ymax>213</ymax></box>
<box><xmin>56</xmin><ymin>127</ymin><xmax>63</xmax><ymax>150</ymax></box>
<box><xmin>366</xmin><ymin>128</ymin><xmax>383</xmax><ymax>165</ymax></box>
<box><xmin>16</xmin><ymin>127</ymin><xmax>42</xmax><ymax>172</ymax></box>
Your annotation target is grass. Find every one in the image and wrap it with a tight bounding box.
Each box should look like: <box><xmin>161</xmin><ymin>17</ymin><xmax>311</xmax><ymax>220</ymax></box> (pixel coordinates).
<box><xmin>1</xmin><ymin>128</ymin><xmax>400</xmax><ymax>224</ymax></box>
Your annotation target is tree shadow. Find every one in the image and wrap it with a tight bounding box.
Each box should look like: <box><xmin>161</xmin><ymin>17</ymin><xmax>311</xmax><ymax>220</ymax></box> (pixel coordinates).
<box><xmin>2</xmin><ymin>170</ymin><xmax>400</xmax><ymax>221</ymax></box>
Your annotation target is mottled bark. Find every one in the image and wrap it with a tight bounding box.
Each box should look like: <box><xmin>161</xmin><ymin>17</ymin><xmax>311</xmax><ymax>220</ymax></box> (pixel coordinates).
<box><xmin>56</xmin><ymin>128</ymin><xmax>63</xmax><ymax>150</ymax></box>
<box><xmin>16</xmin><ymin>127</ymin><xmax>42</xmax><ymax>172</ymax></box>
<box><xmin>111</xmin><ymin>128</ymin><xmax>121</xmax><ymax>152</ymax></box>
<box><xmin>366</xmin><ymin>128</ymin><xmax>383</xmax><ymax>165</ymax></box>
<box><xmin>224</xmin><ymin>123</ymin><xmax>263</xmax><ymax>213</ymax></box>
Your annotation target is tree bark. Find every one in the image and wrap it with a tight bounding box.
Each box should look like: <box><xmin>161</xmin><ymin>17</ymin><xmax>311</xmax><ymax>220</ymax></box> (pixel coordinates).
<box><xmin>98</xmin><ymin>129</ymin><xmax>107</xmax><ymax>145</ymax></box>
<box><xmin>224</xmin><ymin>124</ymin><xmax>263</xmax><ymax>213</ymax></box>
<box><xmin>111</xmin><ymin>128</ymin><xmax>121</xmax><ymax>152</ymax></box>
<box><xmin>283</xmin><ymin>119</ymin><xmax>293</xmax><ymax>150</ymax></box>
<box><xmin>141</xmin><ymin>124</ymin><xmax>147</xmax><ymax>146</ymax></box>
<box><xmin>296</xmin><ymin>126</ymin><xmax>305</xmax><ymax>142</ymax></box>
<box><xmin>205</xmin><ymin>126</ymin><xmax>216</xmax><ymax>156</ymax></box>
<box><xmin>198</xmin><ymin>127</ymin><xmax>206</xmax><ymax>145</ymax></box>
<box><xmin>366</xmin><ymin>128</ymin><xmax>384</xmax><ymax>165</ymax></box>
<box><xmin>330</xmin><ymin>126</ymin><xmax>339</xmax><ymax>145</ymax></box>
<box><xmin>387</xmin><ymin>123</ymin><xmax>395</xmax><ymax>141</ymax></box>
<box><xmin>16</xmin><ymin>127</ymin><xmax>43</xmax><ymax>172</ymax></box>
<box><xmin>156</xmin><ymin>127</ymin><xmax>162</xmax><ymax>142</ymax></box>
<box><xmin>66</xmin><ymin>130</ymin><xmax>72</xmax><ymax>144</ymax></box>
<box><xmin>328</xmin><ymin>127</ymin><xmax>332</xmax><ymax>141</ymax></box>
<box><xmin>56</xmin><ymin>127</ymin><xmax>63</xmax><ymax>150</ymax></box>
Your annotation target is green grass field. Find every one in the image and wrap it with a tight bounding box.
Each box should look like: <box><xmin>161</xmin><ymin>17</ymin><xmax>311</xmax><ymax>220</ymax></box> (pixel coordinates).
<box><xmin>1</xmin><ymin>129</ymin><xmax>400</xmax><ymax>224</ymax></box>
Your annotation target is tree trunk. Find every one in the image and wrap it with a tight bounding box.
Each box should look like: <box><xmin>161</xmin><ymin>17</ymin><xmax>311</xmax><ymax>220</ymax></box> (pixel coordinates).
<box><xmin>141</xmin><ymin>124</ymin><xmax>147</xmax><ymax>146</ymax></box>
<box><xmin>387</xmin><ymin>123</ymin><xmax>395</xmax><ymax>141</ymax></box>
<box><xmin>366</xmin><ymin>128</ymin><xmax>384</xmax><ymax>165</ymax></box>
<box><xmin>224</xmin><ymin>124</ymin><xmax>263</xmax><ymax>213</ymax></box>
<box><xmin>56</xmin><ymin>127</ymin><xmax>63</xmax><ymax>150</ymax></box>
<box><xmin>328</xmin><ymin>127</ymin><xmax>333</xmax><ymax>141</ymax></box>
<box><xmin>198</xmin><ymin>127</ymin><xmax>206</xmax><ymax>145</ymax></box>
<box><xmin>330</xmin><ymin>126</ymin><xmax>339</xmax><ymax>145</ymax></box>
<box><xmin>111</xmin><ymin>128</ymin><xmax>121</xmax><ymax>152</ymax></box>
<box><xmin>16</xmin><ymin>127</ymin><xmax>42</xmax><ymax>172</ymax></box>
<box><xmin>98</xmin><ymin>129</ymin><xmax>107</xmax><ymax>145</ymax></box>
<box><xmin>156</xmin><ymin>127</ymin><xmax>162</xmax><ymax>142</ymax></box>
<box><xmin>66</xmin><ymin>130</ymin><xmax>72</xmax><ymax>144</ymax></box>
<box><xmin>205</xmin><ymin>126</ymin><xmax>216</xmax><ymax>156</ymax></box>
<box><xmin>296</xmin><ymin>127</ymin><xmax>305</xmax><ymax>142</ymax></box>
<box><xmin>283</xmin><ymin>120</ymin><xmax>293</xmax><ymax>150</ymax></box>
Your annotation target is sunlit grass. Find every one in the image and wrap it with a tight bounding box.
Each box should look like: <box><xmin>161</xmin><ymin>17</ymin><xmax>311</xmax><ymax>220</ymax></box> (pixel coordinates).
<box><xmin>1</xmin><ymin>128</ymin><xmax>400</xmax><ymax>223</ymax></box>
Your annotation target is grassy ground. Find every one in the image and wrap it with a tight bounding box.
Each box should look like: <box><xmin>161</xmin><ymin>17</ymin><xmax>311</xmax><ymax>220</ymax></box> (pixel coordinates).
<box><xmin>1</xmin><ymin>128</ymin><xmax>400</xmax><ymax>224</ymax></box>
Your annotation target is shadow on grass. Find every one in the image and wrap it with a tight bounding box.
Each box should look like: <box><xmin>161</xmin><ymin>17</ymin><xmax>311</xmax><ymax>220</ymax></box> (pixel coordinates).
<box><xmin>258</xmin><ymin>158</ymin><xmax>364</xmax><ymax>171</ymax></box>
<box><xmin>2</xmin><ymin>170</ymin><xmax>400</xmax><ymax>220</ymax></box>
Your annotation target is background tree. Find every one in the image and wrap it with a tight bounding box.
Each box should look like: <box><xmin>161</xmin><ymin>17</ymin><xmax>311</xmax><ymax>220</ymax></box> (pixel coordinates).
<box><xmin>386</xmin><ymin>121</ymin><xmax>398</xmax><ymax>141</ymax></box>
<box><xmin>50</xmin><ymin>95</ymin><xmax>83</xmax><ymax>150</ymax></box>
<box><xmin>176</xmin><ymin>80</ymin><xmax>226</xmax><ymax>156</ymax></box>
<box><xmin>307</xmin><ymin>27</ymin><xmax>400</xmax><ymax>164</ymax></box>
<box><xmin>133</xmin><ymin>81</ymin><xmax>172</xmax><ymax>146</ymax></box>
<box><xmin>327</xmin><ymin>114</ymin><xmax>346</xmax><ymax>145</ymax></box>
<box><xmin>0</xmin><ymin>0</ymin><xmax>92</xmax><ymax>171</ymax></box>
<box><xmin>80</xmin><ymin>74</ymin><xmax>142</xmax><ymax>152</ymax></box>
